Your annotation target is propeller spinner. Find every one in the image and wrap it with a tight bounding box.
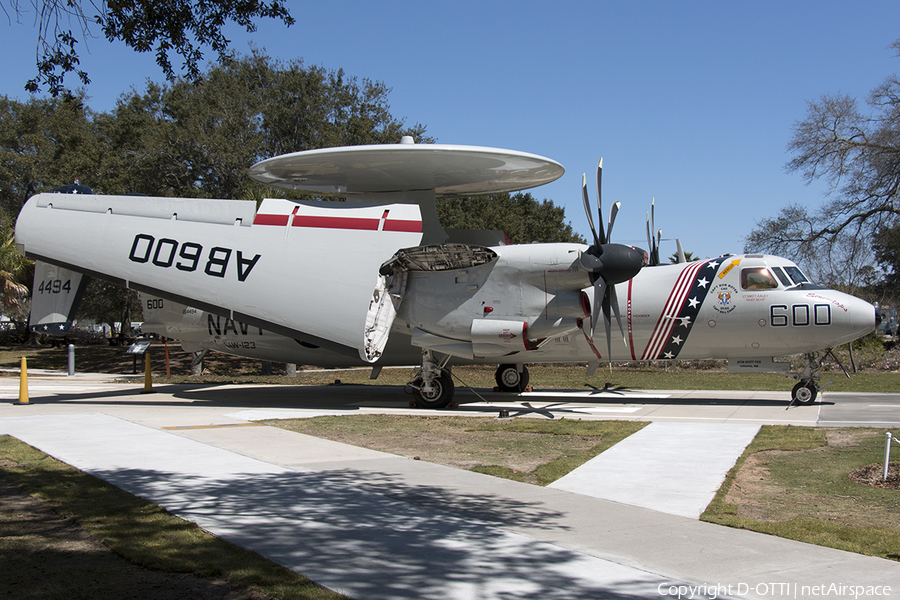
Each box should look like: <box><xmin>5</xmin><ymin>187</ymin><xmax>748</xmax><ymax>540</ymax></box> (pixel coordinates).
<box><xmin>579</xmin><ymin>159</ymin><xmax>646</xmax><ymax>359</ymax></box>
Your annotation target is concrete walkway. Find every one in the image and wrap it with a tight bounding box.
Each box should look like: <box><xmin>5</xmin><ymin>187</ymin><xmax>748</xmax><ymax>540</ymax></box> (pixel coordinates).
<box><xmin>1</xmin><ymin>413</ymin><xmax>675</xmax><ymax>600</ymax></box>
<box><xmin>550</xmin><ymin>422</ymin><xmax>761</xmax><ymax>518</ymax></box>
<box><xmin>3</xmin><ymin>395</ymin><xmax>900</xmax><ymax>599</ymax></box>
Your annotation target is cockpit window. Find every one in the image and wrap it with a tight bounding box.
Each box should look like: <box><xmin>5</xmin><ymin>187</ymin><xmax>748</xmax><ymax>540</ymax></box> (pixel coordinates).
<box><xmin>741</xmin><ymin>267</ymin><xmax>779</xmax><ymax>290</ymax></box>
<box><xmin>783</xmin><ymin>266</ymin><xmax>809</xmax><ymax>285</ymax></box>
<box><xmin>770</xmin><ymin>266</ymin><xmax>792</xmax><ymax>287</ymax></box>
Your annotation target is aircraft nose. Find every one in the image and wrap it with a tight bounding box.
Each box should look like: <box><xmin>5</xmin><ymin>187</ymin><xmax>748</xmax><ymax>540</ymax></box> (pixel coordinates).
<box><xmin>848</xmin><ymin>294</ymin><xmax>878</xmax><ymax>337</ymax></box>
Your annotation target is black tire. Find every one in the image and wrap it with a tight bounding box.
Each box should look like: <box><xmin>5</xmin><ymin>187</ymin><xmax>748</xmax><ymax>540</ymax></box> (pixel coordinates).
<box><xmin>413</xmin><ymin>372</ymin><xmax>454</xmax><ymax>409</ymax></box>
<box><xmin>495</xmin><ymin>364</ymin><xmax>530</xmax><ymax>393</ymax></box>
<box><xmin>792</xmin><ymin>381</ymin><xmax>818</xmax><ymax>405</ymax></box>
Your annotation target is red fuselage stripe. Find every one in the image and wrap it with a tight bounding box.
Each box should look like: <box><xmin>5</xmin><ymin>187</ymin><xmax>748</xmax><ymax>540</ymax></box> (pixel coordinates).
<box><xmin>253</xmin><ymin>214</ymin><xmax>422</xmax><ymax>233</ymax></box>
<box><xmin>253</xmin><ymin>214</ymin><xmax>290</xmax><ymax>226</ymax></box>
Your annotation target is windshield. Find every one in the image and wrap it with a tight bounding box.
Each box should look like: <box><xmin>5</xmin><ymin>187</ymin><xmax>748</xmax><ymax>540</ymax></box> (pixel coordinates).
<box><xmin>783</xmin><ymin>266</ymin><xmax>810</xmax><ymax>285</ymax></box>
<box><xmin>741</xmin><ymin>268</ymin><xmax>779</xmax><ymax>290</ymax></box>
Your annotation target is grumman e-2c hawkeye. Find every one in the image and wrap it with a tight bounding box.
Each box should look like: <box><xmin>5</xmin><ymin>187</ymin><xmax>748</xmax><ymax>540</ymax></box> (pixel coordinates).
<box><xmin>16</xmin><ymin>139</ymin><xmax>877</xmax><ymax>408</ymax></box>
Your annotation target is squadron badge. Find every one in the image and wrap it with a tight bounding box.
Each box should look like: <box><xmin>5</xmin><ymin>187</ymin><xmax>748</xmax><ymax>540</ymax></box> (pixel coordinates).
<box><xmin>712</xmin><ymin>283</ymin><xmax>738</xmax><ymax>314</ymax></box>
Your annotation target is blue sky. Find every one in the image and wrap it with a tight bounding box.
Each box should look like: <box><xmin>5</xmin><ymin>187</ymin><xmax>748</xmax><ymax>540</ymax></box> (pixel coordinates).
<box><xmin>3</xmin><ymin>1</ymin><xmax>900</xmax><ymax>261</ymax></box>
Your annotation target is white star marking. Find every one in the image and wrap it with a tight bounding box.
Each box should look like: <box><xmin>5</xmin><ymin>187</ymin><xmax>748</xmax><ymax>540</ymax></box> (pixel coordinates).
<box><xmin>697</xmin><ymin>277</ymin><xmax>710</xmax><ymax>288</ymax></box>
<box><xmin>671</xmin><ymin>335</ymin><xmax>684</xmax><ymax>345</ymax></box>
<box><xmin>664</xmin><ymin>351</ymin><xmax>674</xmax><ymax>359</ymax></box>
<box><xmin>679</xmin><ymin>316</ymin><xmax>691</xmax><ymax>327</ymax></box>
<box><xmin>688</xmin><ymin>297</ymin><xmax>699</xmax><ymax>309</ymax></box>
<box><xmin>707</xmin><ymin>260</ymin><xmax>719</xmax><ymax>269</ymax></box>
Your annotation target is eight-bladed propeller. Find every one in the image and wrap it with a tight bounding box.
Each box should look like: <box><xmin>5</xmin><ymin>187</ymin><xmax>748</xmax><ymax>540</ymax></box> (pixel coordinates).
<box><xmin>579</xmin><ymin>159</ymin><xmax>647</xmax><ymax>359</ymax></box>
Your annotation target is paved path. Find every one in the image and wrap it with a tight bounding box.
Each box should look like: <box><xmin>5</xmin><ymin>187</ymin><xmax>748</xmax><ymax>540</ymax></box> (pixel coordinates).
<box><xmin>549</xmin><ymin>422</ymin><xmax>761</xmax><ymax>518</ymax></box>
<box><xmin>2</xmin><ymin>377</ymin><xmax>900</xmax><ymax>599</ymax></box>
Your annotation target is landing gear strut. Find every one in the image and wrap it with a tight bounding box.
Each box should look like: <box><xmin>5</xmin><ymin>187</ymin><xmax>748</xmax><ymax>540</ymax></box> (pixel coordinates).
<box><xmin>409</xmin><ymin>350</ymin><xmax>454</xmax><ymax>409</ymax></box>
<box><xmin>495</xmin><ymin>364</ymin><xmax>530</xmax><ymax>393</ymax></box>
<box><xmin>790</xmin><ymin>352</ymin><xmax>823</xmax><ymax>405</ymax></box>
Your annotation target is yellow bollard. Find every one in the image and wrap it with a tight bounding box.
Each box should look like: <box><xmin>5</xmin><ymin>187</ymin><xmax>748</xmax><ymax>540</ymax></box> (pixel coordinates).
<box><xmin>141</xmin><ymin>352</ymin><xmax>155</xmax><ymax>394</ymax></box>
<box><xmin>17</xmin><ymin>356</ymin><xmax>29</xmax><ymax>405</ymax></box>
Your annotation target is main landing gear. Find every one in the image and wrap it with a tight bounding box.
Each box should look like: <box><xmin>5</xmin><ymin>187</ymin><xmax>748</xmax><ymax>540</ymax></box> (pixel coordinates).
<box><xmin>408</xmin><ymin>350</ymin><xmax>455</xmax><ymax>409</ymax></box>
<box><xmin>407</xmin><ymin>356</ymin><xmax>533</xmax><ymax>408</ymax></box>
<box><xmin>495</xmin><ymin>363</ymin><xmax>530</xmax><ymax>393</ymax></box>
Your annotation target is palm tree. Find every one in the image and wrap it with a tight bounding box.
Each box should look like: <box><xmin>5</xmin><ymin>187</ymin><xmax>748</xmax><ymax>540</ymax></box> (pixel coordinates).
<box><xmin>0</xmin><ymin>229</ymin><xmax>31</xmax><ymax>320</ymax></box>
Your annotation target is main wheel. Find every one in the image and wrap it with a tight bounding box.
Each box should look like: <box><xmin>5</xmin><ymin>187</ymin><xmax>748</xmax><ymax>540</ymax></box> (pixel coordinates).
<box><xmin>791</xmin><ymin>381</ymin><xmax>818</xmax><ymax>405</ymax></box>
<box><xmin>412</xmin><ymin>371</ymin><xmax>454</xmax><ymax>409</ymax></box>
<box><xmin>495</xmin><ymin>364</ymin><xmax>530</xmax><ymax>393</ymax></box>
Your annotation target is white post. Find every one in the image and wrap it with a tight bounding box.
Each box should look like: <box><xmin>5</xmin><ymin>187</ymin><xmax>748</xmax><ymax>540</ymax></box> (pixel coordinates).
<box><xmin>884</xmin><ymin>432</ymin><xmax>894</xmax><ymax>482</ymax></box>
<box><xmin>67</xmin><ymin>344</ymin><xmax>75</xmax><ymax>377</ymax></box>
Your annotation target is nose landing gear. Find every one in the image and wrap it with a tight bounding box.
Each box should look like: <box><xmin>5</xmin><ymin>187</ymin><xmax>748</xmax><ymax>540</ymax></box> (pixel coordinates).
<box><xmin>789</xmin><ymin>349</ymin><xmax>848</xmax><ymax>405</ymax></box>
<box><xmin>791</xmin><ymin>379</ymin><xmax>818</xmax><ymax>405</ymax></box>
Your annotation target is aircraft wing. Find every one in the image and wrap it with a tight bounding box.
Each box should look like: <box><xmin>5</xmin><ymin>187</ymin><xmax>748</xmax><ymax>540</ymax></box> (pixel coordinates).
<box><xmin>15</xmin><ymin>194</ymin><xmax>423</xmax><ymax>362</ymax></box>
<box><xmin>29</xmin><ymin>261</ymin><xmax>90</xmax><ymax>335</ymax></box>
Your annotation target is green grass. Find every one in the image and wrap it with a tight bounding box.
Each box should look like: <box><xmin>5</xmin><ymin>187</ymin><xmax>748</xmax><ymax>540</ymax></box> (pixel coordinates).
<box><xmin>703</xmin><ymin>426</ymin><xmax>900</xmax><ymax>561</ymax></box>
<box><xmin>264</xmin><ymin>415</ymin><xmax>648</xmax><ymax>486</ymax></box>
<box><xmin>0</xmin><ymin>435</ymin><xmax>348</xmax><ymax>600</ymax></box>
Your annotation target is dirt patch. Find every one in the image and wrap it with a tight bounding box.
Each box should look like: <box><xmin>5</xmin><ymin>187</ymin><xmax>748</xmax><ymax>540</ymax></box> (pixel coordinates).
<box><xmin>0</xmin><ymin>476</ymin><xmax>273</xmax><ymax>600</ymax></box>
<box><xmin>825</xmin><ymin>428</ymin><xmax>865</xmax><ymax>448</ymax></box>
<box><xmin>849</xmin><ymin>462</ymin><xmax>900</xmax><ymax>490</ymax></box>
<box><xmin>724</xmin><ymin>450</ymin><xmax>795</xmax><ymax>522</ymax></box>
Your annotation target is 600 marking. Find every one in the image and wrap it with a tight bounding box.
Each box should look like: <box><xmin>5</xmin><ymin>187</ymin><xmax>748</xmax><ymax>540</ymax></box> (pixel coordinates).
<box><xmin>770</xmin><ymin>304</ymin><xmax>832</xmax><ymax>327</ymax></box>
<box><xmin>129</xmin><ymin>234</ymin><xmax>261</xmax><ymax>282</ymax></box>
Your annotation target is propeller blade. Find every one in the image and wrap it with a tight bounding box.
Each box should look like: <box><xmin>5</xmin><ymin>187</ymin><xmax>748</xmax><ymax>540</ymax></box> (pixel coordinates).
<box><xmin>602</xmin><ymin>286</ymin><xmax>613</xmax><ymax>360</ymax></box>
<box><xmin>595</xmin><ymin>159</ymin><xmax>606</xmax><ymax>245</ymax></box>
<box><xmin>590</xmin><ymin>277</ymin><xmax>607</xmax><ymax>337</ymax></box>
<box><xmin>580</xmin><ymin>250</ymin><xmax>603</xmax><ymax>272</ymax></box>
<box><xmin>607</xmin><ymin>201</ymin><xmax>620</xmax><ymax>244</ymax></box>
<box><xmin>655</xmin><ymin>228</ymin><xmax>662</xmax><ymax>265</ymax></box>
<box><xmin>609</xmin><ymin>285</ymin><xmax>627</xmax><ymax>344</ymax></box>
<box><xmin>646</xmin><ymin>212</ymin><xmax>652</xmax><ymax>262</ymax></box>
<box><xmin>582</xmin><ymin>174</ymin><xmax>600</xmax><ymax>248</ymax></box>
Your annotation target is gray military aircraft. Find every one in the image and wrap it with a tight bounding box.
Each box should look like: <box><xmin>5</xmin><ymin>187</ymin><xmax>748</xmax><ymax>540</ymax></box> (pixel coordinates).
<box><xmin>18</xmin><ymin>139</ymin><xmax>877</xmax><ymax>407</ymax></box>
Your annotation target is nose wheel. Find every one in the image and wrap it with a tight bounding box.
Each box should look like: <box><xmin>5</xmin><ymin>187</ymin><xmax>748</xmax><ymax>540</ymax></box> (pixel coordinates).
<box><xmin>791</xmin><ymin>380</ymin><xmax>818</xmax><ymax>405</ymax></box>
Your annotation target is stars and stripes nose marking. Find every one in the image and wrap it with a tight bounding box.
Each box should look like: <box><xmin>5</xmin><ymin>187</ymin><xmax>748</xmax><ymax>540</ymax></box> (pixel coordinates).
<box><xmin>640</xmin><ymin>259</ymin><xmax>724</xmax><ymax>360</ymax></box>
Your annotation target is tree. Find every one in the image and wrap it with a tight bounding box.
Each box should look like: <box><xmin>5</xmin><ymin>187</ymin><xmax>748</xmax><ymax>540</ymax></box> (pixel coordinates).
<box><xmin>668</xmin><ymin>250</ymin><xmax>695</xmax><ymax>263</ymax></box>
<box><xmin>4</xmin><ymin>0</ymin><xmax>294</xmax><ymax>97</ymax></box>
<box><xmin>0</xmin><ymin>93</ymin><xmax>101</xmax><ymax>218</ymax></box>
<box><xmin>873</xmin><ymin>220</ymin><xmax>900</xmax><ymax>300</ymax></box>
<box><xmin>745</xmin><ymin>40</ymin><xmax>900</xmax><ymax>291</ymax></box>
<box><xmin>436</xmin><ymin>192</ymin><xmax>584</xmax><ymax>244</ymax></box>
<box><xmin>0</xmin><ymin>230</ymin><xmax>30</xmax><ymax>318</ymax></box>
<box><xmin>94</xmin><ymin>51</ymin><xmax>431</xmax><ymax>199</ymax></box>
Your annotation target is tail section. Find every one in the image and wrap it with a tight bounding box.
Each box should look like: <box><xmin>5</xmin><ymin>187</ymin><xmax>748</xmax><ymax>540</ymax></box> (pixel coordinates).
<box><xmin>29</xmin><ymin>261</ymin><xmax>90</xmax><ymax>335</ymax></box>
